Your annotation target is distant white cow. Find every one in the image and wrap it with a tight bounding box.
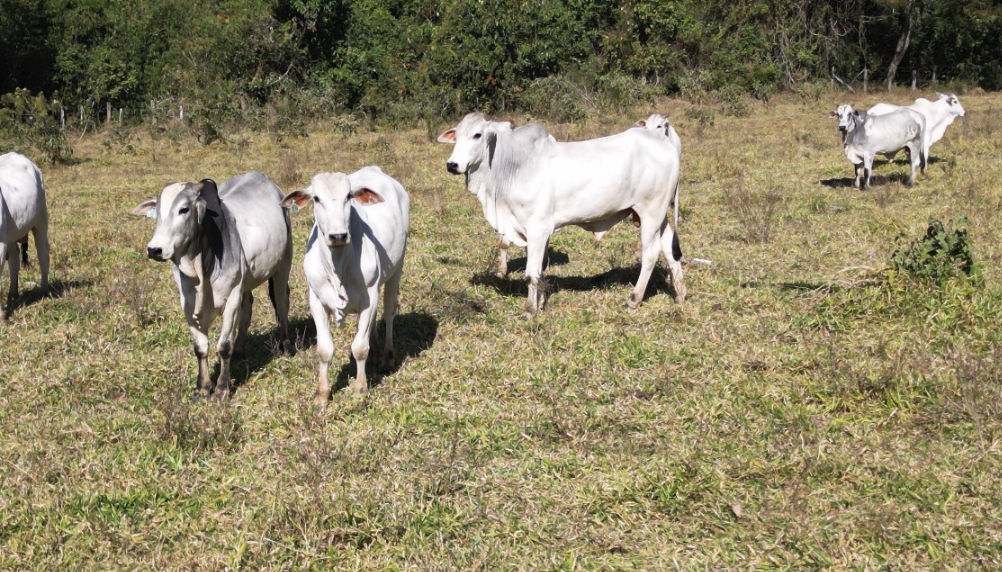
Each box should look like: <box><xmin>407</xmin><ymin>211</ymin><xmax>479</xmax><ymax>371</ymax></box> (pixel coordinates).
<box><xmin>281</xmin><ymin>167</ymin><xmax>409</xmax><ymax>402</ymax></box>
<box><xmin>439</xmin><ymin>113</ymin><xmax>684</xmax><ymax>317</ymax></box>
<box><xmin>133</xmin><ymin>173</ymin><xmax>293</xmax><ymax>398</ymax></box>
<box><xmin>868</xmin><ymin>92</ymin><xmax>965</xmax><ymax>161</ymax></box>
<box><xmin>831</xmin><ymin>105</ymin><xmax>926</xmax><ymax>189</ymax></box>
<box><xmin>0</xmin><ymin>152</ymin><xmax>50</xmax><ymax>321</ymax></box>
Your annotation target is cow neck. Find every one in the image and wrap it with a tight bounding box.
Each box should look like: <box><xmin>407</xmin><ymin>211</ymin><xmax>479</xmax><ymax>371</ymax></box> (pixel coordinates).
<box><xmin>465</xmin><ymin>131</ymin><xmax>523</xmax><ymax>240</ymax></box>
<box><xmin>179</xmin><ymin>205</ymin><xmax>239</xmax><ymax>287</ymax></box>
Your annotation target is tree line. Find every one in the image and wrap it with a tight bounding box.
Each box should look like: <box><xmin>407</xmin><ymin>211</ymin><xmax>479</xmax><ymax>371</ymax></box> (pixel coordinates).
<box><xmin>1</xmin><ymin>0</ymin><xmax>999</xmax><ymax>128</ymax></box>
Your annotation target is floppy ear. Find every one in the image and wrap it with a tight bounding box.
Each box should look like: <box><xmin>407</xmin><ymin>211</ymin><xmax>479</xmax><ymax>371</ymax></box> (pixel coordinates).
<box><xmin>636</xmin><ymin>119</ymin><xmax>647</xmax><ymax>127</ymax></box>
<box><xmin>131</xmin><ymin>199</ymin><xmax>157</xmax><ymax>217</ymax></box>
<box><xmin>281</xmin><ymin>188</ymin><xmax>313</xmax><ymax>209</ymax></box>
<box><xmin>829</xmin><ymin>111</ymin><xmax>837</xmax><ymax>118</ymax></box>
<box><xmin>351</xmin><ymin>187</ymin><xmax>385</xmax><ymax>206</ymax></box>
<box><xmin>437</xmin><ymin>128</ymin><xmax>456</xmax><ymax>144</ymax></box>
<box><xmin>936</xmin><ymin>91</ymin><xmax>947</xmax><ymax>99</ymax></box>
<box><xmin>194</xmin><ymin>179</ymin><xmax>221</xmax><ymax>224</ymax></box>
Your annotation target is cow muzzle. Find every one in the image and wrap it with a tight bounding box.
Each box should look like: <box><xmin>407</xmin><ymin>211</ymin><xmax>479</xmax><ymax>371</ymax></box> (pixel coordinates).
<box><xmin>146</xmin><ymin>245</ymin><xmax>167</xmax><ymax>262</ymax></box>
<box><xmin>446</xmin><ymin>161</ymin><xmax>461</xmax><ymax>174</ymax></box>
<box><xmin>327</xmin><ymin>233</ymin><xmax>349</xmax><ymax>247</ymax></box>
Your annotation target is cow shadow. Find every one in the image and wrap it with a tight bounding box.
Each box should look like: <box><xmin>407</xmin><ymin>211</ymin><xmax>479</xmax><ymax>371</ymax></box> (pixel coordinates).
<box><xmin>2</xmin><ymin>278</ymin><xmax>92</xmax><ymax>319</ymax></box>
<box><xmin>228</xmin><ymin>316</ymin><xmax>314</xmax><ymax>392</ymax></box>
<box><xmin>821</xmin><ymin>171</ymin><xmax>911</xmax><ymax>189</ymax></box>
<box><xmin>820</xmin><ymin>177</ymin><xmax>855</xmax><ymax>189</ymax></box>
<box><xmin>327</xmin><ymin>312</ymin><xmax>439</xmax><ymax>396</ymax></box>
<box><xmin>503</xmin><ymin>249</ymin><xmax>570</xmax><ymax>275</ymax></box>
<box><xmin>472</xmin><ymin>262</ymin><xmax>678</xmax><ymax>303</ymax></box>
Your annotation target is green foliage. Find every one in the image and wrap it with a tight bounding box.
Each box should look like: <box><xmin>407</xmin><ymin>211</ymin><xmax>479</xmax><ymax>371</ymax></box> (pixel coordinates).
<box><xmin>0</xmin><ymin>88</ymin><xmax>73</xmax><ymax>164</ymax></box>
<box><xmin>891</xmin><ymin>218</ymin><xmax>981</xmax><ymax>286</ymax></box>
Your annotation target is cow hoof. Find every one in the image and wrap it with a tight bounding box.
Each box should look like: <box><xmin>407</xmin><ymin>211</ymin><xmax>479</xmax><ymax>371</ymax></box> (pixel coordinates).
<box><xmin>281</xmin><ymin>339</ymin><xmax>294</xmax><ymax>356</ymax></box>
<box><xmin>351</xmin><ymin>385</ymin><xmax>369</xmax><ymax>398</ymax></box>
<box><xmin>314</xmin><ymin>392</ymin><xmax>330</xmax><ymax>406</ymax></box>
<box><xmin>211</xmin><ymin>390</ymin><xmax>231</xmax><ymax>403</ymax></box>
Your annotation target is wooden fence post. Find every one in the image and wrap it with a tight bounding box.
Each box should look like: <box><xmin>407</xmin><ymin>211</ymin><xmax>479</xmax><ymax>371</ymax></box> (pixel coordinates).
<box><xmin>911</xmin><ymin>70</ymin><xmax>917</xmax><ymax>90</ymax></box>
<box><xmin>863</xmin><ymin>69</ymin><xmax>868</xmax><ymax>93</ymax></box>
<box><xmin>106</xmin><ymin>102</ymin><xmax>112</xmax><ymax>127</ymax></box>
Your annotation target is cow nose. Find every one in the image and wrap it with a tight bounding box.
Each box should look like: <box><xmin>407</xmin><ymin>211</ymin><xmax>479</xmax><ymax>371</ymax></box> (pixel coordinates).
<box><xmin>446</xmin><ymin>161</ymin><xmax>460</xmax><ymax>174</ymax></box>
<box><xmin>147</xmin><ymin>246</ymin><xmax>163</xmax><ymax>260</ymax></box>
<box><xmin>328</xmin><ymin>233</ymin><xmax>348</xmax><ymax>245</ymax></box>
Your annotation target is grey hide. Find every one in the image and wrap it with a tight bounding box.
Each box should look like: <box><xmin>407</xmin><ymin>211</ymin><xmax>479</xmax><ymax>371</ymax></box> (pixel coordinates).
<box><xmin>0</xmin><ymin>152</ymin><xmax>50</xmax><ymax>321</ymax></box>
<box><xmin>281</xmin><ymin>166</ymin><xmax>410</xmax><ymax>402</ymax></box>
<box><xmin>133</xmin><ymin>172</ymin><xmax>293</xmax><ymax>398</ymax></box>
<box><xmin>839</xmin><ymin>106</ymin><xmax>926</xmax><ymax>189</ymax></box>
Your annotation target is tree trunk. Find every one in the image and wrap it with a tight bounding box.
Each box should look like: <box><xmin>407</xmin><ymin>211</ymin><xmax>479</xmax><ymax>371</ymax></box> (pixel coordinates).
<box><xmin>886</xmin><ymin>0</ymin><xmax>916</xmax><ymax>91</ymax></box>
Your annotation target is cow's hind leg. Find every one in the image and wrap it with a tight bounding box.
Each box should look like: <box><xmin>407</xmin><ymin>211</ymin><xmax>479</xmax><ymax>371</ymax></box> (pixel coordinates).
<box><xmin>627</xmin><ymin>215</ymin><xmax>664</xmax><ymax>310</ymax></box>
<box><xmin>0</xmin><ymin>241</ymin><xmax>8</xmax><ymax>321</ymax></box>
<box><xmin>6</xmin><ymin>240</ymin><xmax>21</xmax><ymax>304</ymax></box>
<box><xmin>658</xmin><ymin>218</ymin><xmax>686</xmax><ymax>304</ymax></box>
<box><xmin>268</xmin><ymin>251</ymin><xmax>293</xmax><ymax>354</ymax></box>
<box><xmin>497</xmin><ymin>237</ymin><xmax>510</xmax><ymax>279</ymax></box>
<box><xmin>213</xmin><ymin>290</ymin><xmax>244</xmax><ymax>399</ymax></box>
<box><xmin>523</xmin><ymin>229</ymin><xmax>552</xmax><ymax>318</ymax></box>
<box><xmin>19</xmin><ymin>237</ymin><xmax>29</xmax><ymax>267</ymax></box>
<box><xmin>309</xmin><ymin>289</ymin><xmax>335</xmax><ymax>404</ymax></box>
<box><xmin>350</xmin><ymin>290</ymin><xmax>380</xmax><ymax>396</ymax></box>
<box><xmin>33</xmin><ymin>214</ymin><xmax>49</xmax><ymax>292</ymax></box>
<box><xmin>380</xmin><ymin>269</ymin><xmax>402</xmax><ymax>370</ymax></box>
<box><xmin>233</xmin><ymin>292</ymin><xmax>253</xmax><ymax>357</ymax></box>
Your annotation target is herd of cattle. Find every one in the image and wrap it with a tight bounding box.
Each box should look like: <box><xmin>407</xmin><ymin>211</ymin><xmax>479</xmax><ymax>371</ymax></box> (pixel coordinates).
<box><xmin>0</xmin><ymin>92</ymin><xmax>965</xmax><ymax>402</ymax></box>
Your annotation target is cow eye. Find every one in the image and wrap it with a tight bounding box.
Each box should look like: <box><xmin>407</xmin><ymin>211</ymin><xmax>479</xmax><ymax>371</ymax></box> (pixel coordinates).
<box><xmin>178</xmin><ymin>207</ymin><xmax>190</xmax><ymax>215</ymax></box>
<box><xmin>313</xmin><ymin>196</ymin><xmax>321</xmax><ymax>204</ymax></box>
<box><xmin>473</xmin><ymin>133</ymin><xmax>482</xmax><ymax>139</ymax></box>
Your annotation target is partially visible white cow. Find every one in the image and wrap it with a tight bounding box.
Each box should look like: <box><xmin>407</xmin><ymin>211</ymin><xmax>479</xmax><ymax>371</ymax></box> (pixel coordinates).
<box><xmin>133</xmin><ymin>173</ymin><xmax>293</xmax><ymax>398</ymax></box>
<box><xmin>439</xmin><ymin>112</ymin><xmax>685</xmax><ymax>317</ymax></box>
<box><xmin>0</xmin><ymin>152</ymin><xmax>50</xmax><ymax>321</ymax></box>
<box><xmin>281</xmin><ymin>167</ymin><xmax>409</xmax><ymax>402</ymax></box>
<box><xmin>637</xmin><ymin>113</ymin><xmax>682</xmax><ymax>153</ymax></box>
<box><xmin>868</xmin><ymin>93</ymin><xmax>965</xmax><ymax>160</ymax></box>
<box><xmin>831</xmin><ymin>105</ymin><xmax>926</xmax><ymax>189</ymax></box>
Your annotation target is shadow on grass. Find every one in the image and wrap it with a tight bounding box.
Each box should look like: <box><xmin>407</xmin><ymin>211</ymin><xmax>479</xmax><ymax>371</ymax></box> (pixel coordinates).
<box><xmin>3</xmin><ymin>278</ymin><xmax>92</xmax><ymax>318</ymax></box>
<box><xmin>328</xmin><ymin>312</ymin><xmax>439</xmax><ymax>396</ymax></box>
<box><xmin>228</xmin><ymin>316</ymin><xmax>313</xmax><ymax>393</ymax></box>
<box><xmin>821</xmin><ymin>171</ymin><xmax>913</xmax><ymax>189</ymax></box>
<box><xmin>472</xmin><ymin>262</ymin><xmax>679</xmax><ymax>304</ymax></box>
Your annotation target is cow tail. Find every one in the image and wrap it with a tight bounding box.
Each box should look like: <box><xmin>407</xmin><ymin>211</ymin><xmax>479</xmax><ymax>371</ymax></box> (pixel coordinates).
<box><xmin>672</xmin><ymin>179</ymin><xmax>680</xmax><ymax>235</ymax></box>
<box><xmin>671</xmin><ymin>179</ymin><xmax>682</xmax><ymax>262</ymax></box>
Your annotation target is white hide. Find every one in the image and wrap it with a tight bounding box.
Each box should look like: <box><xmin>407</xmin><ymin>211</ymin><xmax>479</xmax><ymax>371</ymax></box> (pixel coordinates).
<box><xmin>0</xmin><ymin>152</ymin><xmax>50</xmax><ymax>321</ymax></box>
<box><xmin>837</xmin><ymin>105</ymin><xmax>927</xmax><ymax>189</ymax></box>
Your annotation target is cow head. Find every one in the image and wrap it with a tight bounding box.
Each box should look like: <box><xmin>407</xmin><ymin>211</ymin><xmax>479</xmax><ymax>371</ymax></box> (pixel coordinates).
<box><xmin>281</xmin><ymin>172</ymin><xmax>384</xmax><ymax>249</ymax></box>
<box><xmin>437</xmin><ymin>112</ymin><xmax>512</xmax><ymax>175</ymax></box>
<box><xmin>937</xmin><ymin>92</ymin><xmax>966</xmax><ymax>117</ymax></box>
<box><xmin>830</xmin><ymin>104</ymin><xmax>856</xmax><ymax>134</ymax></box>
<box><xmin>637</xmin><ymin>113</ymin><xmax>672</xmax><ymax>137</ymax></box>
<box><xmin>133</xmin><ymin>179</ymin><xmax>220</xmax><ymax>262</ymax></box>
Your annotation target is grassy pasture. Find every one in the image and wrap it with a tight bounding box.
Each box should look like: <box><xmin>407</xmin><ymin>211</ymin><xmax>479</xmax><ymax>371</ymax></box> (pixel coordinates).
<box><xmin>2</xmin><ymin>90</ymin><xmax>1002</xmax><ymax>570</ymax></box>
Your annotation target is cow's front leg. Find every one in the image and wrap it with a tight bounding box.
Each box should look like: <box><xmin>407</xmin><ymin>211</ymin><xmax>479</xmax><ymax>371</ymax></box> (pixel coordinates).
<box><xmin>6</xmin><ymin>241</ymin><xmax>20</xmax><ymax>303</ymax></box>
<box><xmin>853</xmin><ymin>163</ymin><xmax>863</xmax><ymax>188</ymax></box>
<box><xmin>310</xmin><ymin>289</ymin><xmax>335</xmax><ymax>404</ymax></box>
<box><xmin>188</xmin><ymin>324</ymin><xmax>212</xmax><ymax>397</ymax></box>
<box><xmin>380</xmin><ymin>270</ymin><xmax>402</xmax><ymax>370</ymax></box>
<box><xmin>213</xmin><ymin>290</ymin><xmax>245</xmax><ymax>399</ymax></box>
<box><xmin>0</xmin><ymin>241</ymin><xmax>8</xmax><ymax>321</ymax></box>
<box><xmin>351</xmin><ymin>292</ymin><xmax>380</xmax><ymax>396</ymax></box>
<box><xmin>863</xmin><ymin>156</ymin><xmax>874</xmax><ymax>189</ymax></box>
<box><xmin>523</xmin><ymin>230</ymin><xmax>551</xmax><ymax>318</ymax></box>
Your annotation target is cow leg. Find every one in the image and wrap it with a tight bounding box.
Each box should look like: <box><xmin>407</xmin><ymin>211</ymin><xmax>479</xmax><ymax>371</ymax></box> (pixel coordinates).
<box><xmin>19</xmin><ymin>237</ymin><xmax>29</xmax><ymax>267</ymax></box>
<box><xmin>853</xmin><ymin>163</ymin><xmax>863</xmax><ymax>189</ymax></box>
<box><xmin>233</xmin><ymin>292</ymin><xmax>253</xmax><ymax>356</ymax></box>
<box><xmin>309</xmin><ymin>289</ymin><xmax>335</xmax><ymax>404</ymax></box>
<box><xmin>523</xmin><ymin>229</ymin><xmax>551</xmax><ymax>318</ymax></box>
<box><xmin>659</xmin><ymin>218</ymin><xmax>686</xmax><ymax>304</ymax></box>
<box><xmin>189</xmin><ymin>325</ymin><xmax>213</xmax><ymax>397</ymax></box>
<box><xmin>213</xmin><ymin>290</ymin><xmax>244</xmax><ymax>399</ymax></box>
<box><xmin>863</xmin><ymin>156</ymin><xmax>874</xmax><ymax>189</ymax></box>
<box><xmin>269</xmin><ymin>251</ymin><xmax>293</xmax><ymax>354</ymax></box>
<box><xmin>628</xmin><ymin>216</ymin><xmax>664</xmax><ymax>310</ymax></box>
<box><xmin>32</xmin><ymin>219</ymin><xmax>49</xmax><ymax>292</ymax></box>
<box><xmin>497</xmin><ymin>237</ymin><xmax>510</xmax><ymax>279</ymax></box>
<box><xmin>350</xmin><ymin>291</ymin><xmax>379</xmax><ymax>396</ymax></box>
<box><xmin>380</xmin><ymin>269</ymin><xmax>402</xmax><ymax>370</ymax></box>
<box><xmin>6</xmin><ymin>240</ymin><xmax>21</xmax><ymax>302</ymax></box>
<box><xmin>0</xmin><ymin>241</ymin><xmax>8</xmax><ymax>321</ymax></box>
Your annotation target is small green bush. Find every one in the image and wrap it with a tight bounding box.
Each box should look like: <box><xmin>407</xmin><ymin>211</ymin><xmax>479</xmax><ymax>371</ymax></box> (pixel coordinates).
<box><xmin>891</xmin><ymin>218</ymin><xmax>981</xmax><ymax>285</ymax></box>
<box><xmin>0</xmin><ymin>89</ymin><xmax>73</xmax><ymax>164</ymax></box>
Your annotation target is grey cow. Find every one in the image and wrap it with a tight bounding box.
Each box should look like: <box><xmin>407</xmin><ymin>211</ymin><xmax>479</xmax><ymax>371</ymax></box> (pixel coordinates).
<box><xmin>0</xmin><ymin>152</ymin><xmax>50</xmax><ymax>321</ymax></box>
<box><xmin>133</xmin><ymin>172</ymin><xmax>294</xmax><ymax>398</ymax></box>
<box><xmin>281</xmin><ymin>167</ymin><xmax>409</xmax><ymax>403</ymax></box>
<box><xmin>831</xmin><ymin>105</ymin><xmax>926</xmax><ymax>189</ymax></box>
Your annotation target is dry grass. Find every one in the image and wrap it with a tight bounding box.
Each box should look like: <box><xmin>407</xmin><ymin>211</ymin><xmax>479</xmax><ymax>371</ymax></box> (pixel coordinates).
<box><xmin>3</xmin><ymin>89</ymin><xmax>1002</xmax><ymax>570</ymax></box>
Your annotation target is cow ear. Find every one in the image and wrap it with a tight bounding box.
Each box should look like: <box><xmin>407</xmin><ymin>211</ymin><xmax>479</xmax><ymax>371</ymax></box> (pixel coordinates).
<box><xmin>829</xmin><ymin>111</ymin><xmax>837</xmax><ymax>118</ymax></box>
<box><xmin>437</xmin><ymin>129</ymin><xmax>456</xmax><ymax>144</ymax></box>
<box><xmin>194</xmin><ymin>179</ymin><xmax>222</xmax><ymax>221</ymax></box>
<box><xmin>281</xmin><ymin>189</ymin><xmax>313</xmax><ymax>209</ymax></box>
<box><xmin>352</xmin><ymin>187</ymin><xmax>385</xmax><ymax>206</ymax></box>
<box><xmin>936</xmin><ymin>91</ymin><xmax>947</xmax><ymax>99</ymax></box>
<box><xmin>636</xmin><ymin>120</ymin><xmax>647</xmax><ymax>127</ymax></box>
<box><xmin>131</xmin><ymin>199</ymin><xmax>157</xmax><ymax>217</ymax></box>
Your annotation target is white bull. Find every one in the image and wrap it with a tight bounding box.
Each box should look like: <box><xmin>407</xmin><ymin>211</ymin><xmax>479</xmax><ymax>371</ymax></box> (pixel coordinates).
<box><xmin>868</xmin><ymin>92</ymin><xmax>965</xmax><ymax>161</ymax></box>
<box><xmin>0</xmin><ymin>152</ymin><xmax>50</xmax><ymax>321</ymax></box>
<box><xmin>438</xmin><ymin>113</ymin><xmax>685</xmax><ymax>317</ymax></box>
<box><xmin>281</xmin><ymin>167</ymin><xmax>409</xmax><ymax>402</ymax></box>
<box><xmin>832</xmin><ymin>105</ymin><xmax>926</xmax><ymax>189</ymax></box>
<box><xmin>133</xmin><ymin>173</ymin><xmax>293</xmax><ymax>398</ymax></box>
<box><xmin>637</xmin><ymin>112</ymin><xmax>683</xmax><ymax>232</ymax></box>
